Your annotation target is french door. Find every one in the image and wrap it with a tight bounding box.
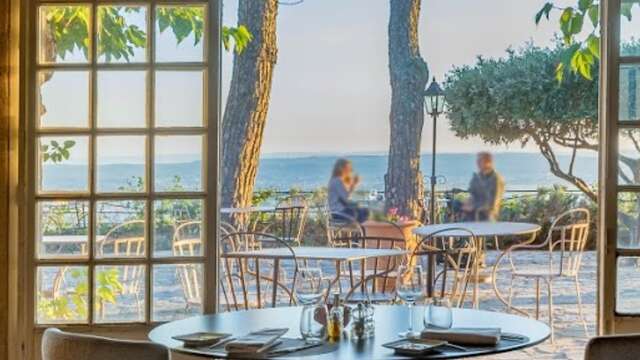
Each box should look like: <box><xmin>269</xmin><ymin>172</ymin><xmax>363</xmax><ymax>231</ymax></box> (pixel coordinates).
<box><xmin>599</xmin><ymin>0</ymin><xmax>640</xmax><ymax>333</ymax></box>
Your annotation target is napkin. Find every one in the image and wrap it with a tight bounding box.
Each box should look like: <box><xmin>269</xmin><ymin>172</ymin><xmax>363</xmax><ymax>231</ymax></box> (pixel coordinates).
<box><xmin>421</xmin><ymin>327</ymin><xmax>501</xmax><ymax>346</ymax></box>
<box><xmin>224</xmin><ymin>328</ymin><xmax>288</xmax><ymax>355</ymax></box>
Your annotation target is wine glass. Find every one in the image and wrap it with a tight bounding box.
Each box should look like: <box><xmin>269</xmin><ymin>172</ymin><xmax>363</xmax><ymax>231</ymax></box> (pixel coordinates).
<box><xmin>396</xmin><ymin>264</ymin><xmax>426</xmax><ymax>338</ymax></box>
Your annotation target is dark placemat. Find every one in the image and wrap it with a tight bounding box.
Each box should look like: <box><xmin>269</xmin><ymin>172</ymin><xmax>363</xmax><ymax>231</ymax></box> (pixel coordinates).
<box><xmin>416</xmin><ymin>332</ymin><xmax>531</xmax><ymax>359</ymax></box>
<box><xmin>176</xmin><ymin>337</ymin><xmax>339</xmax><ymax>359</ymax></box>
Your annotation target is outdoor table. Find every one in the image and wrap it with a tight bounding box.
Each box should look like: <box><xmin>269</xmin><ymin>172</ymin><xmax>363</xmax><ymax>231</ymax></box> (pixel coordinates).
<box><xmin>222</xmin><ymin>247</ymin><xmax>407</xmax><ymax>306</ymax></box>
<box><xmin>413</xmin><ymin>222</ymin><xmax>541</xmax><ymax>308</ymax></box>
<box><xmin>149</xmin><ymin>305</ymin><xmax>550</xmax><ymax>359</ymax></box>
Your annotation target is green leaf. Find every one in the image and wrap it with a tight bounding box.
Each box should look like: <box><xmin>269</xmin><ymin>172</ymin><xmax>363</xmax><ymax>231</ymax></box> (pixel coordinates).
<box><xmin>578</xmin><ymin>0</ymin><xmax>592</xmax><ymax>12</ymax></box>
<box><xmin>587</xmin><ymin>34</ymin><xmax>600</xmax><ymax>58</ymax></box>
<box><xmin>588</xmin><ymin>5</ymin><xmax>599</xmax><ymax>27</ymax></box>
<box><xmin>535</xmin><ymin>2</ymin><xmax>554</xmax><ymax>24</ymax></box>
<box><xmin>622</xmin><ymin>2</ymin><xmax>634</xmax><ymax>21</ymax></box>
<box><xmin>570</xmin><ymin>13</ymin><xmax>584</xmax><ymax>34</ymax></box>
<box><xmin>63</xmin><ymin>140</ymin><xmax>75</xmax><ymax>148</ymax></box>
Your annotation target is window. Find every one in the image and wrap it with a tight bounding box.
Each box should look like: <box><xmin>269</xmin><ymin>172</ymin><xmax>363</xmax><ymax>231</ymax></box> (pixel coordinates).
<box><xmin>31</xmin><ymin>1</ymin><xmax>217</xmax><ymax>326</ymax></box>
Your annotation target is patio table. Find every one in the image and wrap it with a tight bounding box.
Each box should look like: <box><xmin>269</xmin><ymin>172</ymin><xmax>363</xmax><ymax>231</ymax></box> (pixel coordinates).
<box><xmin>413</xmin><ymin>222</ymin><xmax>541</xmax><ymax>308</ymax></box>
<box><xmin>149</xmin><ymin>305</ymin><xmax>551</xmax><ymax>359</ymax></box>
<box><xmin>222</xmin><ymin>246</ymin><xmax>407</xmax><ymax>306</ymax></box>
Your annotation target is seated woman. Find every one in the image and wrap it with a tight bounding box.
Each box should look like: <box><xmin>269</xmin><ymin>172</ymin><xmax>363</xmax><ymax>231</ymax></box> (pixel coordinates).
<box><xmin>328</xmin><ymin>158</ymin><xmax>369</xmax><ymax>223</ymax></box>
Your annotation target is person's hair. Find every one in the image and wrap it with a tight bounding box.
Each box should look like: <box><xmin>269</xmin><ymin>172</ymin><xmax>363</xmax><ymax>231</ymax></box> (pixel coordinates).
<box><xmin>331</xmin><ymin>158</ymin><xmax>351</xmax><ymax>178</ymax></box>
<box><xmin>477</xmin><ymin>151</ymin><xmax>493</xmax><ymax>162</ymax></box>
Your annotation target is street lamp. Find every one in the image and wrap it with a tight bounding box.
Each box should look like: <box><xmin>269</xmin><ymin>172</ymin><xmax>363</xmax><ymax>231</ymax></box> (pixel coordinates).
<box><xmin>424</xmin><ymin>77</ymin><xmax>446</xmax><ymax>225</ymax></box>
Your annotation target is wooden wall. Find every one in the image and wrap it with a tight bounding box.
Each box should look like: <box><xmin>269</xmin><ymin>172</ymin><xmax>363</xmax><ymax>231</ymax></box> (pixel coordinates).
<box><xmin>0</xmin><ymin>0</ymin><xmax>11</xmax><ymax>355</ymax></box>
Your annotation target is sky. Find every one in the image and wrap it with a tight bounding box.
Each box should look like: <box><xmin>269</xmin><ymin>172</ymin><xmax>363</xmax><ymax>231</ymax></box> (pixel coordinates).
<box><xmin>221</xmin><ymin>0</ymin><xmax>591</xmax><ymax>154</ymax></box>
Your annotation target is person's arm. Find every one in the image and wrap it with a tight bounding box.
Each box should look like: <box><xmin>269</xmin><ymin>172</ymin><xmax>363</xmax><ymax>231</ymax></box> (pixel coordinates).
<box><xmin>489</xmin><ymin>174</ymin><xmax>505</xmax><ymax>218</ymax></box>
<box><xmin>336</xmin><ymin>179</ymin><xmax>358</xmax><ymax>208</ymax></box>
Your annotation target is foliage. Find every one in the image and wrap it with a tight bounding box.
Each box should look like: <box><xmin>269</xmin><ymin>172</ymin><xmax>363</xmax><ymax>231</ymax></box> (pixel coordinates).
<box><xmin>37</xmin><ymin>267</ymin><xmax>125</xmax><ymax>322</ymax></box>
<box><xmin>499</xmin><ymin>186</ymin><xmax>597</xmax><ymax>248</ymax></box>
<box><xmin>445</xmin><ymin>43</ymin><xmax>599</xmax><ymax>200</ymax></box>
<box><xmin>535</xmin><ymin>0</ymin><xmax>640</xmax><ymax>81</ymax></box>
<box><xmin>43</xmin><ymin>5</ymin><xmax>250</xmax><ymax>63</ymax></box>
<box><xmin>41</xmin><ymin>139</ymin><xmax>75</xmax><ymax>163</ymax></box>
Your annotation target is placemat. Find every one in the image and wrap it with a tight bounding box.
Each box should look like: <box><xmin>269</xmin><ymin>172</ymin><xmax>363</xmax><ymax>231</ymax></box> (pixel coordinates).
<box><xmin>176</xmin><ymin>337</ymin><xmax>339</xmax><ymax>359</ymax></box>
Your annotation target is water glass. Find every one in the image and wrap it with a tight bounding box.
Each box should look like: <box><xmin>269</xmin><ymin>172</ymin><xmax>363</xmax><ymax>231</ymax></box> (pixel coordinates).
<box><xmin>294</xmin><ymin>267</ymin><xmax>326</xmax><ymax>305</ymax></box>
<box><xmin>395</xmin><ymin>264</ymin><xmax>425</xmax><ymax>337</ymax></box>
<box><xmin>300</xmin><ymin>304</ymin><xmax>328</xmax><ymax>344</ymax></box>
<box><xmin>423</xmin><ymin>297</ymin><xmax>453</xmax><ymax>329</ymax></box>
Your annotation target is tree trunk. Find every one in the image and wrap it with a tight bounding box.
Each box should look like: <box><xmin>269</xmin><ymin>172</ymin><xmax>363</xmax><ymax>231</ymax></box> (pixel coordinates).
<box><xmin>385</xmin><ymin>0</ymin><xmax>429</xmax><ymax>219</ymax></box>
<box><xmin>221</xmin><ymin>0</ymin><xmax>278</xmax><ymax>212</ymax></box>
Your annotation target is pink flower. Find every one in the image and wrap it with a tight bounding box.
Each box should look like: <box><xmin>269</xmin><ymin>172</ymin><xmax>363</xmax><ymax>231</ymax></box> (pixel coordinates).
<box><xmin>388</xmin><ymin>208</ymin><xmax>398</xmax><ymax>216</ymax></box>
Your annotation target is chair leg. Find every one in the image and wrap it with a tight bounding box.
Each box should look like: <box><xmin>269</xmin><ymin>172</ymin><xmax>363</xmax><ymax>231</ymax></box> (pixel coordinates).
<box><xmin>507</xmin><ymin>275</ymin><xmax>514</xmax><ymax>313</ymax></box>
<box><xmin>574</xmin><ymin>275</ymin><xmax>589</xmax><ymax>336</ymax></box>
<box><xmin>535</xmin><ymin>278</ymin><xmax>541</xmax><ymax>320</ymax></box>
<box><xmin>546</xmin><ymin>279</ymin><xmax>554</xmax><ymax>344</ymax></box>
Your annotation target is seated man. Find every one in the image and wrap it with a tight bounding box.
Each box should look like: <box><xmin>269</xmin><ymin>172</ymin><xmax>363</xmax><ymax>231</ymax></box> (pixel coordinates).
<box><xmin>462</xmin><ymin>152</ymin><xmax>505</xmax><ymax>221</ymax></box>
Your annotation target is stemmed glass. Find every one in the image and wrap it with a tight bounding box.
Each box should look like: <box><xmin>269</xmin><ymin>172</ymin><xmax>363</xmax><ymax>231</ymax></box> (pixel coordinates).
<box><xmin>294</xmin><ymin>267</ymin><xmax>328</xmax><ymax>343</ymax></box>
<box><xmin>396</xmin><ymin>264</ymin><xmax>426</xmax><ymax>338</ymax></box>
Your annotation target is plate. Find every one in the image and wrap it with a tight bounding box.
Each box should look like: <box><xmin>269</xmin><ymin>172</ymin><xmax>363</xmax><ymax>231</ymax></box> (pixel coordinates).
<box><xmin>172</xmin><ymin>332</ymin><xmax>232</xmax><ymax>347</ymax></box>
<box><xmin>382</xmin><ymin>338</ymin><xmax>448</xmax><ymax>356</ymax></box>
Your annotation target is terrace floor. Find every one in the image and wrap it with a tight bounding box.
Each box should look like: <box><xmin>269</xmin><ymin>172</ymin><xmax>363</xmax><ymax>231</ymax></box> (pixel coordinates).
<box><xmin>475</xmin><ymin>250</ymin><xmax>598</xmax><ymax>359</ymax></box>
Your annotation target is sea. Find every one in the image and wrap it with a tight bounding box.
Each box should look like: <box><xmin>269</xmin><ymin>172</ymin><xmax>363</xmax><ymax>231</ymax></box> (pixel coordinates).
<box><xmin>42</xmin><ymin>152</ymin><xmax>599</xmax><ymax>193</ymax></box>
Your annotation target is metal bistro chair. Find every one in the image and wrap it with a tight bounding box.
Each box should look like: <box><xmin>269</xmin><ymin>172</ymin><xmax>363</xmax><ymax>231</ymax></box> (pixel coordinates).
<box><xmin>412</xmin><ymin>227</ymin><xmax>478</xmax><ymax>309</ymax></box>
<box><xmin>494</xmin><ymin>208</ymin><xmax>591</xmax><ymax>342</ymax></box>
<box><xmin>273</xmin><ymin>195</ymin><xmax>309</xmax><ymax>246</ymax></box>
<box><xmin>96</xmin><ymin>220</ymin><xmax>146</xmax><ymax>320</ymax></box>
<box><xmin>42</xmin><ymin>328</ymin><xmax>169</xmax><ymax>360</ymax></box>
<box><xmin>323</xmin><ymin>209</ymin><xmax>365</xmax><ymax>248</ymax></box>
<box><xmin>172</xmin><ymin>221</ymin><xmax>203</xmax><ymax>311</ymax></box>
<box><xmin>220</xmin><ymin>232</ymin><xmax>298</xmax><ymax>310</ymax></box>
<box><xmin>338</xmin><ymin>235</ymin><xmax>406</xmax><ymax>304</ymax></box>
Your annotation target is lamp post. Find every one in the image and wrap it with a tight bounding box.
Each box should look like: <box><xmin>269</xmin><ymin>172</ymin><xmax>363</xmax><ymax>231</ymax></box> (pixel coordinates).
<box><xmin>424</xmin><ymin>77</ymin><xmax>446</xmax><ymax>225</ymax></box>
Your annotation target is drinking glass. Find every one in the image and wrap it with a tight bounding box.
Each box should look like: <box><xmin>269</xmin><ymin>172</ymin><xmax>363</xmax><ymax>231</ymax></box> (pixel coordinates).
<box><xmin>294</xmin><ymin>267</ymin><xmax>326</xmax><ymax>305</ymax></box>
<box><xmin>300</xmin><ymin>304</ymin><xmax>328</xmax><ymax>343</ymax></box>
<box><xmin>424</xmin><ymin>297</ymin><xmax>453</xmax><ymax>329</ymax></box>
<box><xmin>395</xmin><ymin>264</ymin><xmax>425</xmax><ymax>338</ymax></box>
<box><xmin>294</xmin><ymin>267</ymin><xmax>328</xmax><ymax>343</ymax></box>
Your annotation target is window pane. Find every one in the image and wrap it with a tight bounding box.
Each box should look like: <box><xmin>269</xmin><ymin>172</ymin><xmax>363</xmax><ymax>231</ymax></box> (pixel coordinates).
<box><xmin>37</xmin><ymin>266</ymin><xmax>88</xmax><ymax>324</ymax></box>
<box><xmin>155</xmin><ymin>135</ymin><xmax>203</xmax><ymax>192</ymax></box>
<box><xmin>152</xmin><ymin>264</ymin><xmax>203</xmax><ymax>321</ymax></box>
<box><xmin>38</xmin><ymin>71</ymin><xmax>90</xmax><ymax>128</ymax></box>
<box><xmin>618</xmin><ymin>192</ymin><xmax>640</xmax><ymax>249</ymax></box>
<box><xmin>155</xmin><ymin>71</ymin><xmax>204</xmax><ymax>127</ymax></box>
<box><xmin>153</xmin><ymin>199</ymin><xmax>203</xmax><ymax>257</ymax></box>
<box><xmin>97</xmin><ymin>136</ymin><xmax>146</xmax><ymax>193</ymax></box>
<box><xmin>98</xmin><ymin>6</ymin><xmax>148</xmax><ymax>63</ymax></box>
<box><xmin>621</xmin><ymin>4</ymin><xmax>640</xmax><ymax>56</ymax></box>
<box><xmin>97</xmin><ymin>71</ymin><xmax>147</xmax><ymax>128</ymax></box>
<box><xmin>96</xmin><ymin>200</ymin><xmax>146</xmax><ymax>259</ymax></box>
<box><xmin>39</xmin><ymin>136</ymin><xmax>89</xmax><ymax>193</ymax></box>
<box><xmin>617</xmin><ymin>257</ymin><xmax>640</xmax><ymax>313</ymax></box>
<box><xmin>94</xmin><ymin>265</ymin><xmax>146</xmax><ymax>323</ymax></box>
<box><xmin>39</xmin><ymin>6</ymin><xmax>91</xmax><ymax>64</ymax></box>
<box><xmin>37</xmin><ymin>200</ymin><xmax>89</xmax><ymax>259</ymax></box>
<box><xmin>619</xmin><ymin>129</ymin><xmax>640</xmax><ymax>184</ymax></box>
<box><xmin>619</xmin><ymin>65</ymin><xmax>640</xmax><ymax>122</ymax></box>
<box><xmin>155</xmin><ymin>5</ymin><xmax>205</xmax><ymax>63</ymax></box>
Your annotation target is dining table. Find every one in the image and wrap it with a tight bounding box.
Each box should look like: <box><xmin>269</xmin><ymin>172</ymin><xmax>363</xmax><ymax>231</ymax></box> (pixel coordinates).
<box><xmin>222</xmin><ymin>246</ymin><xmax>407</xmax><ymax>306</ymax></box>
<box><xmin>412</xmin><ymin>222</ymin><xmax>541</xmax><ymax>308</ymax></box>
<box><xmin>149</xmin><ymin>305</ymin><xmax>551</xmax><ymax>359</ymax></box>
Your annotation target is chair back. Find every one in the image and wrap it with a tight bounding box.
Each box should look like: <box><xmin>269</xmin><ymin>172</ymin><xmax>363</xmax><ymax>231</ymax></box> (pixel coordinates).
<box><xmin>219</xmin><ymin>232</ymin><xmax>297</xmax><ymax>311</ymax></box>
<box><xmin>584</xmin><ymin>334</ymin><xmax>640</xmax><ymax>360</ymax></box>
<box><xmin>42</xmin><ymin>328</ymin><xmax>169</xmax><ymax>360</ymax></box>
<box><xmin>273</xmin><ymin>196</ymin><xmax>309</xmax><ymax>246</ymax></box>
<box><xmin>412</xmin><ymin>227</ymin><xmax>477</xmax><ymax>308</ymax></box>
<box><xmin>547</xmin><ymin>208</ymin><xmax>590</xmax><ymax>277</ymax></box>
<box><xmin>336</xmin><ymin>235</ymin><xmax>406</xmax><ymax>300</ymax></box>
<box><xmin>172</xmin><ymin>221</ymin><xmax>203</xmax><ymax>307</ymax></box>
<box><xmin>96</xmin><ymin>220</ymin><xmax>145</xmax><ymax>306</ymax></box>
<box><xmin>322</xmin><ymin>209</ymin><xmax>365</xmax><ymax>247</ymax></box>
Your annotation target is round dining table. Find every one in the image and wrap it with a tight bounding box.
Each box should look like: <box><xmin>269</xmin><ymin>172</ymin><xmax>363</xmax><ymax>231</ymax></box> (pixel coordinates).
<box><xmin>149</xmin><ymin>305</ymin><xmax>550</xmax><ymax>359</ymax></box>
